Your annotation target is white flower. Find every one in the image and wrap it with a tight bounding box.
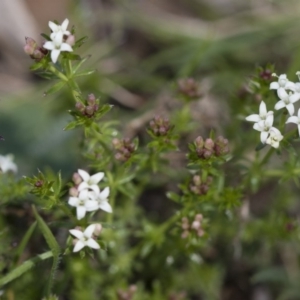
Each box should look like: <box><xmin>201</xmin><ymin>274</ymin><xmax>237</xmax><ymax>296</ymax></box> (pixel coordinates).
<box><xmin>252</xmin><ymin>114</ymin><xmax>274</xmax><ymax>143</ymax></box>
<box><xmin>286</xmin><ymin>108</ymin><xmax>300</xmax><ymax>136</ymax></box>
<box><xmin>270</xmin><ymin>74</ymin><xmax>295</xmax><ymax>95</ymax></box>
<box><xmin>0</xmin><ymin>154</ymin><xmax>17</xmax><ymax>173</ymax></box>
<box><xmin>90</xmin><ymin>187</ymin><xmax>112</xmax><ymax>213</ymax></box>
<box><xmin>265</xmin><ymin>127</ymin><xmax>283</xmax><ymax>148</ymax></box>
<box><xmin>43</xmin><ymin>31</ymin><xmax>73</xmax><ymax>63</ymax></box>
<box><xmin>49</xmin><ymin>19</ymin><xmax>71</xmax><ymax>40</ymax></box>
<box><xmin>275</xmin><ymin>89</ymin><xmax>300</xmax><ymax>116</ymax></box>
<box><xmin>68</xmin><ymin>190</ymin><xmax>98</xmax><ymax>220</ymax></box>
<box><xmin>69</xmin><ymin>224</ymin><xmax>100</xmax><ymax>252</ymax></box>
<box><xmin>77</xmin><ymin>169</ymin><xmax>104</xmax><ymax>193</ymax></box>
<box><xmin>245</xmin><ymin>101</ymin><xmax>273</xmax><ymax>123</ymax></box>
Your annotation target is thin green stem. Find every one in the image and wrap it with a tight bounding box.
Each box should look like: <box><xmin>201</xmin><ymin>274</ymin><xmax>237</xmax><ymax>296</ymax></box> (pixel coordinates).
<box><xmin>47</xmin><ymin>65</ymin><xmax>68</xmax><ymax>81</ymax></box>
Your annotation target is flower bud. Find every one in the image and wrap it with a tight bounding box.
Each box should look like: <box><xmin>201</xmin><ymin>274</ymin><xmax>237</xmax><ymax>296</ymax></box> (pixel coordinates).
<box><xmin>87</xmin><ymin>93</ymin><xmax>96</xmax><ymax>105</ymax></box>
<box><xmin>93</xmin><ymin>224</ymin><xmax>103</xmax><ymax>236</ymax></box>
<box><xmin>24</xmin><ymin>37</ymin><xmax>37</xmax><ymax>55</ymax></box>
<box><xmin>69</xmin><ymin>187</ymin><xmax>79</xmax><ymax>197</ymax></box>
<box><xmin>177</xmin><ymin>78</ymin><xmax>202</xmax><ymax>99</ymax></box>
<box><xmin>204</xmin><ymin>138</ymin><xmax>214</xmax><ymax>151</ymax></box>
<box><xmin>72</xmin><ymin>172</ymin><xmax>82</xmax><ymax>185</ymax></box>
<box><xmin>214</xmin><ymin>136</ymin><xmax>229</xmax><ymax>156</ymax></box>
<box><xmin>65</xmin><ymin>34</ymin><xmax>75</xmax><ymax>46</ymax></box>
<box><xmin>75</xmin><ymin>102</ymin><xmax>85</xmax><ymax>113</ymax></box>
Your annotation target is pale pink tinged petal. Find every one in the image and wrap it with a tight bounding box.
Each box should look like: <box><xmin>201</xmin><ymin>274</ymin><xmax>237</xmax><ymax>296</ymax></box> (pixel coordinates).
<box><xmin>76</xmin><ymin>206</ymin><xmax>86</xmax><ymax>220</ymax></box>
<box><xmin>253</xmin><ymin>123</ymin><xmax>262</xmax><ymax>131</ymax></box>
<box><xmin>89</xmin><ymin>185</ymin><xmax>100</xmax><ymax>194</ymax></box>
<box><xmin>48</xmin><ymin>21</ymin><xmax>58</xmax><ymax>32</ymax></box>
<box><xmin>270</xmin><ymin>82</ymin><xmax>279</xmax><ymax>90</ymax></box>
<box><xmin>78</xmin><ymin>169</ymin><xmax>90</xmax><ymax>182</ymax></box>
<box><xmin>99</xmin><ymin>187</ymin><xmax>110</xmax><ymax>199</ymax></box>
<box><xmin>69</xmin><ymin>229</ymin><xmax>83</xmax><ymax>239</ymax></box>
<box><xmin>61</xmin><ymin>19</ymin><xmax>69</xmax><ymax>30</ymax></box>
<box><xmin>68</xmin><ymin>197</ymin><xmax>79</xmax><ymax>207</ymax></box>
<box><xmin>60</xmin><ymin>43</ymin><xmax>73</xmax><ymax>52</ymax></box>
<box><xmin>51</xmin><ymin>49</ymin><xmax>60</xmax><ymax>63</ymax></box>
<box><xmin>245</xmin><ymin>114</ymin><xmax>260</xmax><ymax>122</ymax></box>
<box><xmin>98</xmin><ymin>201</ymin><xmax>113</xmax><ymax>213</ymax></box>
<box><xmin>286</xmin><ymin>103</ymin><xmax>295</xmax><ymax>116</ymax></box>
<box><xmin>260</xmin><ymin>131</ymin><xmax>269</xmax><ymax>143</ymax></box>
<box><xmin>86</xmin><ymin>239</ymin><xmax>100</xmax><ymax>249</ymax></box>
<box><xmin>43</xmin><ymin>41</ymin><xmax>55</xmax><ymax>50</ymax></box>
<box><xmin>259</xmin><ymin>101</ymin><xmax>267</xmax><ymax>116</ymax></box>
<box><xmin>78</xmin><ymin>182</ymin><xmax>89</xmax><ymax>191</ymax></box>
<box><xmin>84</xmin><ymin>224</ymin><xmax>96</xmax><ymax>237</ymax></box>
<box><xmin>90</xmin><ymin>172</ymin><xmax>105</xmax><ymax>184</ymax></box>
<box><xmin>73</xmin><ymin>240</ymin><xmax>85</xmax><ymax>252</ymax></box>
<box><xmin>289</xmin><ymin>93</ymin><xmax>300</xmax><ymax>103</ymax></box>
<box><xmin>85</xmin><ymin>200</ymin><xmax>99</xmax><ymax>211</ymax></box>
<box><xmin>286</xmin><ymin>116</ymin><xmax>299</xmax><ymax>124</ymax></box>
<box><xmin>275</xmin><ymin>101</ymin><xmax>285</xmax><ymax>110</ymax></box>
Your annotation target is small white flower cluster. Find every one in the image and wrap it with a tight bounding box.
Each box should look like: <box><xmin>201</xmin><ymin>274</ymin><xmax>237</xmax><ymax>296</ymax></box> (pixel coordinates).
<box><xmin>0</xmin><ymin>154</ymin><xmax>17</xmax><ymax>173</ymax></box>
<box><xmin>68</xmin><ymin>170</ymin><xmax>112</xmax><ymax>252</ymax></box>
<box><xmin>246</xmin><ymin>73</ymin><xmax>300</xmax><ymax>148</ymax></box>
<box><xmin>43</xmin><ymin>19</ymin><xmax>73</xmax><ymax>63</ymax></box>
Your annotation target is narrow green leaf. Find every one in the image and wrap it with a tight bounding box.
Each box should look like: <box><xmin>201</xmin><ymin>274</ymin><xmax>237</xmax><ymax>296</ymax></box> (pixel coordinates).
<box><xmin>13</xmin><ymin>221</ymin><xmax>37</xmax><ymax>265</ymax></box>
<box><xmin>73</xmin><ymin>56</ymin><xmax>91</xmax><ymax>73</ymax></box>
<box><xmin>32</xmin><ymin>206</ymin><xmax>61</xmax><ymax>297</ymax></box>
<box><xmin>63</xmin><ymin>121</ymin><xmax>77</xmax><ymax>131</ymax></box>
<box><xmin>74</xmin><ymin>69</ymin><xmax>96</xmax><ymax>77</ymax></box>
<box><xmin>0</xmin><ymin>251</ymin><xmax>53</xmax><ymax>287</ymax></box>
<box><xmin>44</xmin><ymin>81</ymin><xmax>66</xmax><ymax>96</ymax></box>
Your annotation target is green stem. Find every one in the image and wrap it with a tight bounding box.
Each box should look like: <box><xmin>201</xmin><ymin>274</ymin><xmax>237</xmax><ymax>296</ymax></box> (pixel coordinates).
<box><xmin>259</xmin><ymin>147</ymin><xmax>274</xmax><ymax>167</ymax></box>
<box><xmin>47</xmin><ymin>65</ymin><xmax>68</xmax><ymax>81</ymax></box>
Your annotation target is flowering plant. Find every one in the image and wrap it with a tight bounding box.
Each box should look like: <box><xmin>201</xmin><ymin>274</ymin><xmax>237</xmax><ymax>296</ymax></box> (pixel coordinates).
<box><xmin>0</xmin><ymin>15</ymin><xmax>299</xmax><ymax>300</ymax></box>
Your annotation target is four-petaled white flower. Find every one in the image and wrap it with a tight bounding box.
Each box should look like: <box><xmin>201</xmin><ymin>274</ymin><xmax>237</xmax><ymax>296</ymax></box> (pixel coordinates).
<box><xmin>68</xmin><ymin>190</ymin><xmax>98</xmax><ymax>220</ymax></box>
<box><xmin>49</xmin><ymin>19</ymin><xmax>71</xmax><ymax>40</ymax></box>
<box><xmin>0</xmin><ymin>154</ymin><xmax>17</xmax><ymax>173</ymax></box>
<box><xmin>252</xmin><ymin>114</ymin><xmax>274</xmax><ymax>143</ymax></box>
<box><xmin>69</xmin><ymin>224</ymin><xmax>100</xmax><ymax>252</ymax></box>
<box><xmin>270</xmin><ymin>73</ymin><xmax>295</xmax><ymax>95</ymax></box>
<box><xmin>77</xmin><ymin>169</ymin><xmax>104</xmax><ymax>193</ymax></box>
<box><xmin>275</xmin><ymin>89</ymin><xmax>300</xmax><ymax>116</ymax></box>
<box><xmin>245</xmin><ymin>101</ymin><xmax>273</xmax><ymax>124</ymax></box>
<box><xmin>43</xmin><ymin>31</ymin><xmax>73</xmax><ymax>63</ymax></box>
<box><xmin>265</xmin><ymin>127</ymin><xmax>283</xmax><ymax>149</ymax></box>
<box><xmin>286</xmin><ymin>108</ymin><xmax>300</xmax><ymax>137</ymax></box>
<box><xmin>90</xmin><ymin>187</ymin><xmax>112</xmax><ymax>213</ymax></box>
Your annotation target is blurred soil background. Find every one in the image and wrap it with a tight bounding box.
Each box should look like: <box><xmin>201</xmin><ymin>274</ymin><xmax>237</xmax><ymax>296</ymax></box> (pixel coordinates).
<box><xmin>1</xmin><ymin>1</ymin><xmax>300</xmax><ymax>299</ymax></box>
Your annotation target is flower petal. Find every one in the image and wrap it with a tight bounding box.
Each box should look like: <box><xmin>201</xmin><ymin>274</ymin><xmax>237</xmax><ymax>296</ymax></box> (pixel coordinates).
<box><xmin>259</xmin><ymin>101</ymin><xmax>267</xmax><ymax>116</ymax></box>
<box><xmin>73</xmin><ymin>240</ymin><xmax>85</xmax><ymax>252</ymax></box>
<box><xmin>86</xmin><ymin>239</ymin><xmax>100</xmax><ymax>249</ymax></box>
<box><xmin>76</xmin><ymin>206</ymin><xmax>86</xmax><ymax>220</ymax></box>
<box><xmin>98</xmin><ymin>201</ymin><xmax>113</xmax><ymax>213</ymax></box>
<box><xmin>277</xmin><ymin>88</ymin><xmax>288</xmax><ymax>99</ymax></box>
<box><xmin>78</xmin><ymin>169</ymin><xmax>90</xmax><ymax>182</ymax></box>
<box><xmin>51</xmin><ymin>49</ymin><xmax>61</xmax><ymax>63</ymax></box>
<box><xmin>253</xmin><ymin>123</ymin><xmax>262</xmax><ymax>132</ymax></box>
<box><xmin>270</xmin><ymin>82</ymin><xmax>279</xmax><ymax>90</ymax></box>
<box><xmin>68</xmin><ymin>197</ymin><xmax>79</xmax><ymax>207</ymax></box>
<box><xmin>275</xmin><ymin>101</ymin><xmax>285</xmax><ymax>110</ymax></box>
<box><xmin>260</xmin><ymin>131</ymin><xmax>269</xmax><ymax>143</ymax></box>
<box><xmin>48</xmin><ymin>21</ymin><xmax>58</xmax><ymax>32</ymax></box>
<box><xmin>60</xmin><ymin>43</ymin><xmax>73</xmax><ymax>52</ymax></box>
<box><xmin>286</xmin><ymin>103</ymin><xmax>295</xmax><ymax>116</ymax></box>
<box><xmin>245</xmin><ymin>114</ymin><xmax>260</xmax><ymax>122</ymax></box>
<box><xmin>89</xmin><ymin>172</ymin><xmax>105</xmax><ymax>184</ymax></box>
<box><xmin>69</xmin><ymin>229</ymin><xmax>83</xmax><ymax>239</ymax></box>
<box><xmin>43</xmin><ymin>41</ymin><xmax>54</xmax><ymax>50</ymax></box>
<box><xmin>61</xmin><ymin>18</ymin><xmax>69</xmax><ymax>31</ymax></box>
<box><xmin>289</xmin><ymin>93</ymin><xmax>300</xmax><ymax>103</ymax></box>
<box><xmin>99</xmin><ymin>187</ymin><xmax>110</xmax><ymax>200</ymax></box>
<box><xmin>85</xmin><ymin>200</ymin><xmax>99</xmax><ymax>211</ymax></box>
<box><xmin>298</xmin><ymin>125</ymin><xmax>300</xmax><ymax>137</ymax></box>
<box><xmin>84</xmin><ymin>224</ymin><xmax>96</xmax><ymax>238</ymax></box>
<box><xmin>78</xmin><ymin>182</ymin><xmax>89</xmax><ymax>191</ymax></box>
<box><xmin>286</xmin><ymin>116</ymin><xmax>299</xmax><ymax>124</ymax></box>
<box><xmin>78</xmin><ymin>189</ymin><xmax>89</xmax><ymax>200</ymax></box>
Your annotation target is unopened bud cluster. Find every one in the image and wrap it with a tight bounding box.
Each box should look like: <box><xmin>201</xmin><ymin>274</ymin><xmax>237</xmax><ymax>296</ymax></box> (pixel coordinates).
<box><xmin>149</xmin><ymin>115</ymin><xmax>172</xmax><ymax>137</ymax></box>
<box><xmin>194</xmin><ymin>136</ymin><xmax>229</xmax><ymax>159</ymax></box>
<box><xmin>24</xmin><ymin>37</ymin><xmax>48</xmax><ymax>61</ymax></box>
<box><xmin>181</xmin><ymin>214</ymin><xmax>204</xmax><ymax>238</ymax></box>
<box><xmin>117</xmin><ymin>285</ymin><xmax>137</xmax><ymax>300</ymax></box>
<box><xmin>75</xmin><ymin>94</ymin><xmax>99</xmax><ymax>117</ymax></box>
<box><xmin>112</xmin><ymin>138</ymin><xmax>135</xmax><ymax>162</ymax></box>
<box><xmin>177</xmin><ymin>78</ymin><xmax>202</xmax><ymax>99</ymax></box>
<box><xmin>69</xmin><ymin>172</ymin><xmax>82</xmax><ymax>197</ymax></box>
<box><xmin>189</xmin><ymin>175</ymin><xmax>212</xmax><ymax>195</ymax></box>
